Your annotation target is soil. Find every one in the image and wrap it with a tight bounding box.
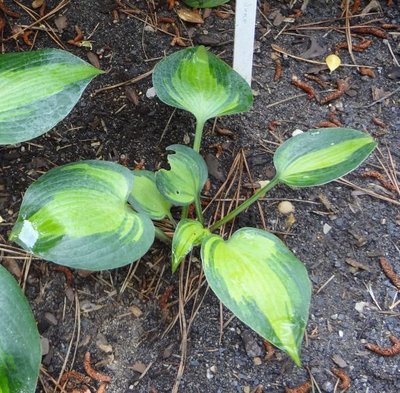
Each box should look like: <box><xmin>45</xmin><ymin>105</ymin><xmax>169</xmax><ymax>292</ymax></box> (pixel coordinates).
<box><xmin>1</xmin><ymin>1</ymin><xmax>400</xmax><ymax>392</ymax></box>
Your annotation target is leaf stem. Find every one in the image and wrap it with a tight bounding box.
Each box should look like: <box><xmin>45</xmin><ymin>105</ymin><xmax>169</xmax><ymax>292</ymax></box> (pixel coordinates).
<box><xmin>193</xmin><ymin>118</ymin><xmax>206</xmax><ymax>152</ymax></box>
<box><xmin>181</xmin><ymin>205</ymin><xmax>189</xmax><ymax>220</ymax></box>
<box><xmin>194</xmin><ymin>195</ymin><xmax>204</xmax><ymax>224</ymax></box>
<box><xmin>167</xmin><ymin>212</ymin><xmax>177</xmax><ymax>227</ymax></box>
<box><xmin>154</xmin><ymin>227</ymin><xmax>172</xmax><ymax>245</ymax></box>
<box><xmin>209</xmin><ymin>176</ymin><xmax>280</xmax><ymax>232</ymax></box>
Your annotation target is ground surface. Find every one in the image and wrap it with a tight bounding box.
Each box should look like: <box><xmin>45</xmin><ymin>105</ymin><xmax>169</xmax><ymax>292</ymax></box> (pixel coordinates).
<box><xmin>1</xmin><ymin>0</ymin><xmax>400</xmax><ymax>392</ymax></box>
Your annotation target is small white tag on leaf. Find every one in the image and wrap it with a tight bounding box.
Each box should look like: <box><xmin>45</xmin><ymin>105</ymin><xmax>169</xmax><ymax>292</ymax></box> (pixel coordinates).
<box><xmin>325</xmin><ymin>54</ymin><xmax>341</xmax><ymax>73</ymax></box>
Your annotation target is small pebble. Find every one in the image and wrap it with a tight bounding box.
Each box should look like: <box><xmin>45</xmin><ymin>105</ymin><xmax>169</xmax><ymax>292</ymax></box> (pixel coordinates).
<box><xmin>253</xmin><ymin>357</ymin><xmax>262</xmax><ymax>366</ymax></box>
<box><xmin>146</xmin><ymin>87</ymin><xmax>156</xmax><ymax>99</ymax></box>
<box><xmin>41</xmin><ymin>337</ymin><xmax>50</xmax><ymax>356</ymax></box>
<box><xmin>144</xmin><ymin>25</ymin><xmax>156</xmax><ymax>32</ymax></box>
<box><xmin>322</xmin><ymin>381</ymin><xmax>334</xmax><ymax>392</ymax></box>
<box><xmin>323</xmin><ymin>223</ymin><xmax>332</xmax><ymax>234</ymax></box>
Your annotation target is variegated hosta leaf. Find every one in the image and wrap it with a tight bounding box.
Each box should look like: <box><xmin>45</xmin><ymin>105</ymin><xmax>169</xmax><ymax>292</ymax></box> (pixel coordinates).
<box><xmin>172</xmin><ymin>219</ymin><xmax>209</xmax><ymax>272</ymax></box>
<box><xmin>274</xmin><ymin>128</ymin><xmax>376</xmax><ymax>187</ymax></box>
<box><xmin>152</xmin><ymin>46</ymin><xmax>253</xmax><ymax>124</ymax></box>
<box><xmin>156</xmin><ymin>144</ymin><xmax>208</xmax><ymax>206</ymax></box>
<box><xmin>10</xmin><ymin>161</ymin><xmax>155</xmax><ymax>270</ymax></box>
<box><xmin>201</xmin><ymin>228</ymin><xmax>311</xmax><ymax>365</ymax></box>
<box><xmin>0</xmin><ymin>265</ymin><xmax>41</xmax><ymax>393</ymax></box>
<box><xmin>0</xmin><ymin>49</ymin><xmax>102</xmax><ymax>144</ymax></box>
<box><xmin>128</xmin><ymin>170</ymin><xmax>172</xmax><ymax>220</ymax></box>
<box><xmin>182</xmin><ymin>0</ymin><xmax>229</xmax><ymax>8</ymax></box>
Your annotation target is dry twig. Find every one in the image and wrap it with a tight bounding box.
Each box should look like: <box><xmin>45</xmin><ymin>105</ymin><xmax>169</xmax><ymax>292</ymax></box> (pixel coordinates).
<box><xmin>54</xmin><ymin>266</ymin><xmax>74</xmax><ymax>286</ymax></box>
<box><xmin>352</xmin><ymin>26</ymin><xmax>387</xmax><ymax>38</ymax></box>
<box><xmin>379</xmin><ymin>257</ymin><xmax>400</xmax><ymax>290</ymax></box>
<box><xmin>331</xmin><ymin>368</ymin><xmax>351</xmax><ymax>390</ymax></box>
<box><xmin>291</xmin><ymin>76</ymin><xmax>315</xmax><ymax>99</ymax></box>
<box><xmin>362</xmin><ymin>170</ymin><xmax>396</xmax><ymax>192</ymax></box>
<box><xmin>263</xmin><ymin>340</ymin><xmax>276</xmax><ymax>360</ymax></box>
<box><xmin>285</xmin><ymin>381</ymin><xmax>311</xmax><ymax>393</ymax></box>
<box><xmin>274</xmin><ymin>58</ymin><xmax>282</xmax><ymax>81</ymax></box>
<box><xmin>83</xmin><ymin>352</ymin><xmax>111</xmax><ymax>382</ymax></box>
<box><xmin>366</xmin><ymin>335</ymin><xmax>400</xmax><ymax>356</ymax></box>
<box><xmin>320</xmin><ymin>79</ymin><xmax>347</xmax><ymax>104</ymax></box>
<box><xmin>0</xmin><ymin>2</ymin><xmax>21</xmax><ymax>18</ymax></box>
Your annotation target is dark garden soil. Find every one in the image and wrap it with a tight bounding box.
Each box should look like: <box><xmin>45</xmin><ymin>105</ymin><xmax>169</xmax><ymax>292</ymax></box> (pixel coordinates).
<box><xmin>1</xmin><ymin>0</ymin><xmax>400</xmax><ymax>392</ymax></box>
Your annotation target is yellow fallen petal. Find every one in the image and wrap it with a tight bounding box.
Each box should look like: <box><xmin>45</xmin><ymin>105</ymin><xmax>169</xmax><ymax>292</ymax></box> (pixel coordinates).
<box><xmin>325</xmin><ymin>54</ymin><xmax>341</xmax><ymax>73</ymax></box>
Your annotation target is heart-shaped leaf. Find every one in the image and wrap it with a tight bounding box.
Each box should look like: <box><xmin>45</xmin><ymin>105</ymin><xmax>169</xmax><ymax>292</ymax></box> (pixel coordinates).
<box><xmin>152</xmin><ymin>46</ymin><xmax>253</xmax><ymax>125</ymax></box>
<box><xmin>201</xmin><ymin>228</ymin><xmax>311</xmax><ymax>365</ymax></box>
<box><xmin>128</xmin><ymin>170</ymin><xmax>172</xmax><ymax>220</ymax></box>
<box><xmin>156</xmin><ymin>145</ymin><xmax>208</xmax><ymax>206</ymax></box>
<box><xmin>172</xmin><ymin>219</ymin><xmax>209</xmax><ymax>272</ymax></box>
<box><xmin>0</xmin><ymin>49</ymin><xmax>102</xmax><ymax>145</ymax></box>
<box><xmin>10</xmin><ymin>161</ymin><xmax>154</xmax><ymax>270</ymax></box>
<box><xmin>0</xmin><ymin>265</ymin><xmax>41</xmax><ymax>393</ymax></box>
<box><xmin>274</xmin><ymin>128</ymin><xmax>376</xmax><ymax>187</ymax></box>
<box><xmin>182</xmin><ymin>0</ymin><xmax>229</xmax><ymax>8</ymax></box>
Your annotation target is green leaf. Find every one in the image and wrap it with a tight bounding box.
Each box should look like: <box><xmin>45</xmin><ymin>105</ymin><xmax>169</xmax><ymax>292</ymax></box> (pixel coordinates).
<box><xmin>274</xmin><ymin>128</ymin><xmax>376</xmax><ymax>187</ymax></box>
<box><xmin>128</xmin><ymin>170</ymin><xmax>172</xmax><ymax>220</ymax></box>
<box><xmin>0</xmin><ymin>265</ymin><xmax>41</xmax><ymax>393</ymax></box>
<box><xmin>152</xmin><ymin>46</ymin><xmax>253</xmax><ymax>124</ymax></box>
<box><xmin>156</xmin><ymin>144</ymin><xmax>208</xmax><ymax>206</ymax></box>
<box><xmin>182</xmin><ymin>0</ymin><xmax>229</xmax><ymax>8</ymax></box>
<box><xmin>0</xmin><ymin>49</ymin><xmax>102</xmax><ymax>145</ymax></box>
<box><xmin>201</xmin><ymin>228</ymin><xmax>311</xmax><ymax>365</ymax></box>
<box><xmin>10</xmin><ymin>161</ymin><xmax>154</xmax><ymax>270</ymax></box>
<box><xmin>172</xmin><ymin>219</ymin><xmax>209</xmax><ymax>272</ymax></box>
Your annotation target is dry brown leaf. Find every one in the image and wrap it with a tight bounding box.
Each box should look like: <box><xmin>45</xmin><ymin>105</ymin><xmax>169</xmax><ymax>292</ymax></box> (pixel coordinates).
<box><xmin>2</xmin><ymin>258</ymin><xmax>22</xmax><ymax>279</ymax></box>
<box><xmin>87</xmin><ymin>51</ymin><xmax>100</xmax><ymax>69</ymax></box>
<box><xmin>361</xmin><ymin>0</ymin><xmax>381</xmax><ymax>17</ymax></box>
<box><xmin>176</xmin><ymin>8</ymin><xmax>204</xmax><ymax>24</ymax></box>
<box><xmin>302</xmin><ymin>37</ymin><xmax>325</xmax><ymax>59</ymax></box>
<box><xmin>54</xmin><ymin>15</ymin><xmax>68</xmax><ymax>33</ymax></box>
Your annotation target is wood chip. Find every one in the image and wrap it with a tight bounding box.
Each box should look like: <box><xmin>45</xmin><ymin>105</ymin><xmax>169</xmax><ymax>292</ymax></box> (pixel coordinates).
<box><xmin>130</xmin><ymin>361</ymin><xmax>147</xmax><ymax>373</ymax></box>
<box><xmin>125</xmin><ymin>87</ymin><xmax>139</xmax><ymax>106</ymax></box>
<box><xmin>331</xmin><ymin>354</ymin><xmax>348</xmax><ymax>368</ymax></box>
<box><xmin>129</xmin><ymin>305</ymin><xmax>143</xmax><ymax>317</ymax></box>
<box><xmin>345</xmin><ymin>258</ymin><xmax>372</xmax><ymax>272</ymax></box>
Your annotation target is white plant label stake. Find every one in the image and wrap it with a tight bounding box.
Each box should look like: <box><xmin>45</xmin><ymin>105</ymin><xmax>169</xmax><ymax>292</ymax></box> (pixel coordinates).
<box><xmin>233</xmin><ymin>0</ymin><xmax>257</xmax><ymax>86</ymax></box>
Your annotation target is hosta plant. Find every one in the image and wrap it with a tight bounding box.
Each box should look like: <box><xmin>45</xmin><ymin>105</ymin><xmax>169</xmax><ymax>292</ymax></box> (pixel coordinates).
<box><xmin>2</xmin><ymin>45</ymin><xmax>376</xmax><ymax>391</ymax></box>
<box><xmin>0</xmin><ymin>48</ymin><xmax>101</xmax><ymax>392</ymax></box>
<box><xmin>0</xmin><ymin>266</ymin><xmax>41</xmax><ymax>393</ymax></box>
